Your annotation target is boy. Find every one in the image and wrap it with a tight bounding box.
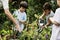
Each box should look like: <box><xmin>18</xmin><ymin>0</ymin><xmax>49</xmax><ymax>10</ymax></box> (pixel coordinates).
<box><xmin>13</xmin><ymin>1</ymin><xmax>28</xmax><ymax>34</ymax></box>
<box><xmin>49</xmin><ymin>0</ymin><xmax>60</xmax><ymax>40</ymax></box>
<box><xmin>0</xmin><ymin>0</ymin><xmax>20</xmax><ymax>32</ymax></box>
<box><xmin>39</xmin><ymin>2</ymin><xmax>54</xmax><ymax>28</ymax></box>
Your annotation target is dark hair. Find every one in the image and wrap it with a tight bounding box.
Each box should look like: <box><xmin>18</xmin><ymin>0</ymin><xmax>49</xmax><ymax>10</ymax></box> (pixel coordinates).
<box><xmin>19</xmin><ymin>1</ymin><xmax>28</xmax><ymax>9</ymax></box>
<box><xmin>43</xmin><ymin>2</ymin><xmax>52</xmax><ymax>10</ymax></box>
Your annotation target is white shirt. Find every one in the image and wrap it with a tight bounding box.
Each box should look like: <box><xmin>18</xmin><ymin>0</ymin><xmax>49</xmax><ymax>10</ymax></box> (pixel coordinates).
<box><xmin>13</xmin><ymin>10</ymin><xmax>27</xmax><ymax>32</ymax></box>
<box><xmin>53</xmin><ymin>8</ymin><xmax>60</xmax><ymax>24</ymax></box>
<box><xmin>0</xmin><ymin>0</ymin><xmax>9</xmax><ymax>9</ymax></box>
<box><xmin>53</xmin><ymin>8</ymin><xmax>60</xmax><ymax>39</ymax></box>
<box><xmin>46</xmin><ymin>11</ymin><xmax>54</xmax><ymax>22</ymax></box>
<box><xmin>50</xmin><ymin>8</ymin><xmax>60</xmax><ymax>40</ymax></box>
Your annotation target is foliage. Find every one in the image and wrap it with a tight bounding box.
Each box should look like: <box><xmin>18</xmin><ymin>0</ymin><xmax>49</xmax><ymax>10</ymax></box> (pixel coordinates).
<box><xmin>0</xmin><ymin>0</ymin><xmax>57</xmax><ymax>40</ymax></box>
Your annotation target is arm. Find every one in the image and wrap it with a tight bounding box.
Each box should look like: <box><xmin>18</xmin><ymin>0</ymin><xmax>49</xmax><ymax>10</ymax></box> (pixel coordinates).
<box><xmin>49</xmin><ymin>17</ymin><xmax>60</xmax><ymax>26</ymax></box>
<box><xmin>45</xmin><ymin>19</ymin><xmax>51</xmax><ymax>26</ymax></box>
<box><xmin>41</xmin><ymin>18</ymin><xmax>51</xmax><ymax>29</ymax></box>
<box><xmin>19</xmin><ymin>20</ymin><xmax>26</xmax><ymax>24</ymax></box>
<box><xmin>39</xmin><ymin>12</ymin><xmax>46</xmax><ymax>19</ymax></box>
<box><xmin>2</xmin><ymin>0</ymin><xmax>20</xmax><ymax>32</ymax></box>
<box><xmin>4</xmin><ymin>9</ymin><xmax>18</xmax><ymax>25</ymax></box>
<box><xmin>43</xmin><ymin>18</ymin><xmax>51</xmax><ymax>28</ymax></box>
<box><xmin>19</xmin><ymin>13</ymin><xmax>27</xmax><ymax>24</ymax></box>
<box><xmin>19</xmin><ymin>16</ymin><xmax>26</xmax><ymax>24</ymax></box>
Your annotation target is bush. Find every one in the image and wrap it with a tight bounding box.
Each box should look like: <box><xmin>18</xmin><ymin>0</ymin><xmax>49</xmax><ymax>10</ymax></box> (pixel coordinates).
<box><xmin>0</xmin><ymin>0</ymin><xmax>56</xmax><ymax>40</ymax></box>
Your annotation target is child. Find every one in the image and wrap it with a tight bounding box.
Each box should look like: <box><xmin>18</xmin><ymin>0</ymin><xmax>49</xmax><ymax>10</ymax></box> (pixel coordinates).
<box><xmin>13</xmin><ymin>1</ymin><xmax>28</xmax><ymax>36</ymax></box>
<box><xmin>39</xmin><ymin>2</ymin><xmax>54</xmax><ymax>28</ymax></box>
<box><xmin>49</xmin><ymin>0</ymin><xmax>60</xmax><ymax>40</ymax></box>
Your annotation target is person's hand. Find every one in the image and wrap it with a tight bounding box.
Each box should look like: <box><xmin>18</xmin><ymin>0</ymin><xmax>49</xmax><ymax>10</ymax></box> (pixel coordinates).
<box><xmin>39</xmin><ymin>16</ymin><xmax>44</xmax><ymax>20</ymax></box>
<box><xmin>41</xmin><ymin>26</ymin><xmax>45</xmax><ymax>29</ymax></box>
<box><xmin>15</xmin><ymin>24</ymin><xmax>21</xmax><ymax>32</ymax></box>
<box><xmin>54</xmin><ymin>23</ymin><xmax>60</xmax><ymax>26</ymax></box>
<box><xmin>41</xmin><ymin>25</ymin><xmax>47</xmax><ymax>29</ymax></box>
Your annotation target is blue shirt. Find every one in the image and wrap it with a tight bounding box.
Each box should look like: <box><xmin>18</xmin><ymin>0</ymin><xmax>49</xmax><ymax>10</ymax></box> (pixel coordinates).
<box><xmin>13</xmin><ymin>10</ymin><xmax>27</xmax><ymax>31</ymax></box>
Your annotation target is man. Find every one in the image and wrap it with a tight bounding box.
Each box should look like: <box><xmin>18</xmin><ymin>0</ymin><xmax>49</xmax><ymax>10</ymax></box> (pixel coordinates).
<box><xmin>0</xmin><ymin>0</ymin><xmax>20</xmax><ymax>32</ymax></box>
<box><xmin>49</xmin><ymin>0</ymin><xmax>60</xmax><ymax>40</ymax></box>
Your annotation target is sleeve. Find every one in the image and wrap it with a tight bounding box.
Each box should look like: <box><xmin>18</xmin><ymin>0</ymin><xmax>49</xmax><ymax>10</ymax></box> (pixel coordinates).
<box><xmin>1</xmin><ymin>0</ymin><xmax>9</xmax><ymax>9</ymax></box>
<box><xmin>51</xmin><ymin>13</ymin><xmax>54</xmax><ymax>17</ymax></box>
<box><xmin>50</xmin><ymin>11</ymin><xmax>54</xmax><ymax>17</ymax></box>
<box><xmin>53</xmin><ymin>8</ymin><xmax>60</xmax><ymax>24</ymax></box>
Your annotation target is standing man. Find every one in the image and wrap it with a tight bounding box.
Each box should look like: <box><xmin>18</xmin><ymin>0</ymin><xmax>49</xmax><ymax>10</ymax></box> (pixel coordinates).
<box><xmin>0</xmin><ymin>0</ymin><xmax>20</xmax><ymax>32</ymax></box>
<box><xmin>49</xmin><ymin>0</ymin><xmax>60</xmax><ymax>40</ymax></box>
